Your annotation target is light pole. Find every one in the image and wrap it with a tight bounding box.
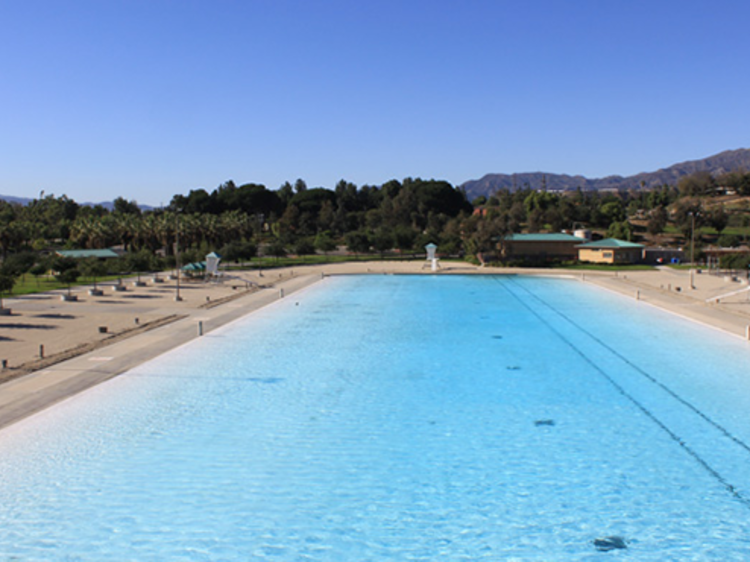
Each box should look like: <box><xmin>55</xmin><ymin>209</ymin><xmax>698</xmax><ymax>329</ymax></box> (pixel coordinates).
<box><xmin>256</xmin><ymin>213</ymin><xmax>264</xmax><ymax>277</ymax></box>
<box><xmin>174</xmin><ymin>213</ymin><xmax>183</xmax><ymax>301</ymax></box>
<box><xmin>689</xmin><ymin>212</ymin><xmax>696</xmax><ymax>265</ymax></box>
<box><xmin>689</xmin><ymin>211</ymin><xmax>700</xmax><ymax>289</ymax></box>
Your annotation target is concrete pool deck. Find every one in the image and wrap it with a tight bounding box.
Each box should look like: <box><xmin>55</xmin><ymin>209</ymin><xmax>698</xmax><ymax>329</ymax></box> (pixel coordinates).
<box><xmin>2</xmin><ymin>261</ymin><xmax>750</xmax><ymax>430</ymax></box>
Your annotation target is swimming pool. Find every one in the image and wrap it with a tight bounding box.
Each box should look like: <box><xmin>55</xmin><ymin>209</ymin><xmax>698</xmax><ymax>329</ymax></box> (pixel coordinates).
<box><xmin>1</xmin><ymin>274</ymin><xmax>750</xmax><ymax>560</ymax></box>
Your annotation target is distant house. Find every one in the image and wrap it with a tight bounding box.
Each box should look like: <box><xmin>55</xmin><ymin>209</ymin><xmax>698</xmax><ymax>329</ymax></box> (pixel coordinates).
<box><xmin>501</xmin><ymin>233</ymin><xmax>587</xmax><ymax>262</ymax></box>
<box><xmin>576</xmin><ymin>238</ymin><xmax>644</xmax><ymax>264</ymax></box>
<box><xmin>55</xmin><ymin>249</ymin><xmax>120</xmax><ymax>260</ymax></box>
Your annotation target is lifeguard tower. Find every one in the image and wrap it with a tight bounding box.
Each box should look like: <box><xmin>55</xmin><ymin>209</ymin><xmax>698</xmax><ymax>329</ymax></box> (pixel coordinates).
<box><xmin>423</xmin><ymin>243</ymin><xmax>440</xmax><ymax>271</ymax></box>
<box><xmin>205</xmin><ymin>252</ymin><xmax>222</xmax><ymax>277</ymax></box>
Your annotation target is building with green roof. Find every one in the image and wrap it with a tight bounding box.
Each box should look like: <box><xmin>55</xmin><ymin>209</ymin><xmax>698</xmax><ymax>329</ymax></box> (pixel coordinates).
<box><xmin>576</xmin><ymin>238</ymin><xmax>644</xmax><ymax>264</ymax></box>
<box><xmin>502</xmin><ymin>233</ymin><xmax>588</xmax><ymax>262</ymax></box>
<box><xmin>56</xmin><ymin>249</ymin><xmax>120</xmax><ymax>259</ymax></box>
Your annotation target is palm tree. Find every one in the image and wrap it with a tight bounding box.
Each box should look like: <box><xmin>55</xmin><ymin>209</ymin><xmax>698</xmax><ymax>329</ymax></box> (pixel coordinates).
<box><xmin>200</xmin><ymin>213</ymin><xmax>221</xmax><ymax>247</ymax></box>
<box><xmin>153</xmin><ymin>212</ymin><xmax>176</xmax><ymax>256</ymax></box>
<box><xmin>221</xmin><ymin>210</ymin><xmax>252</xmax><ymax>245</ymax></box>
<box><xmin>113</xmin><ymin>213</ymin><xmax>137</xmax><ymax>251</ymax></box>
<box><xmin>177</xmin><ymin>214</ymin><xmax>199</xmax><ymax>249</ymax></box>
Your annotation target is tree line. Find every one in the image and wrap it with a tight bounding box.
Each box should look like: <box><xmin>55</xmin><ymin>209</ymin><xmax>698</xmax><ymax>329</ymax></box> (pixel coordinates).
<box><xmin>2</xmin><ymin>169</ymin><xmax>750</xmax><ymax>293</ymax></box>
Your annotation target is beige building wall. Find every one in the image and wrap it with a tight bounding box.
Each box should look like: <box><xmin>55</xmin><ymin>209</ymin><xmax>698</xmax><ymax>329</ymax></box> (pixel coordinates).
<box><xmin>578</xmin><ymin>248</ymin><xmax>642</xmax><ymax>264</ymax></box>
<box><xmin>578</xmin><ymin>248</ymin><xmax>615</xmax><ymax>264</ymax></box>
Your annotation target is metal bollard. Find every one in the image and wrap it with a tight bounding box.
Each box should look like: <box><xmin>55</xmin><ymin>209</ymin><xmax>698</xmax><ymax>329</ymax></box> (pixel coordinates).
<box><xmin>198</xmin><ymin>321</ymin><xmax>203</xmax><ymax>336</ymax></box>
<box><xmin>39</xmin><ymin>345</ymin><xmax>44</xmax><ymax>359</ymax></box>
<box><xmin>279</xmin><ymin>288</ymin><xmax>285</xmax><ymax>298</ymax></box>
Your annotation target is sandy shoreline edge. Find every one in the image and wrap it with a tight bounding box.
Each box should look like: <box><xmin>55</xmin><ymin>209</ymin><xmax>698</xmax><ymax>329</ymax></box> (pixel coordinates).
<box><xmin>2</xmin><ymin>261</ymin><xmax>750</xmax><ymax>431</ymax></box>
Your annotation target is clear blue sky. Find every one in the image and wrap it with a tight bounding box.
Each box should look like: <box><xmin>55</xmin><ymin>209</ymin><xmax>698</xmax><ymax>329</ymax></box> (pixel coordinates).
<box><xmin>2</xmin><ymin>0</ymin><xmax>748</xmax><ymax>206</ymax></box>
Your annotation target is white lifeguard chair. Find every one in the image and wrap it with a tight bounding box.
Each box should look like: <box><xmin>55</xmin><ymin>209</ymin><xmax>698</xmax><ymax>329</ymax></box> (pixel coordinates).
<box><xmin>423</xmin><ymin>243</ymin><xmax>440</xmax><ymax>271</ymax></box>
<box><xmin>205</xmin><ymin>251</ymin><xmax>222</xmax><ymax>277</ymax></box>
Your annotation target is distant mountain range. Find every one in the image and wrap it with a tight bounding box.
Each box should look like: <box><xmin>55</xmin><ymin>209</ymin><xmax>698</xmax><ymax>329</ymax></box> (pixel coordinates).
<box><xmin>0</xmin><ymin>194</ymin><xmax>35</xmax><ymax>206</ymax></box>
<box><xmin>461</xmin><ymin>148</ymin><xmax>750</xmax><ymax>201</ymax></box>
<box><xmin>4</xmin><ymin>148</ymin><xmax>750</xmax><ymax>208</ymax></box>
<box><xmin>0</xmin><ymin>196</ymin><xmax>154</xmax><ymax>211</ymax></box>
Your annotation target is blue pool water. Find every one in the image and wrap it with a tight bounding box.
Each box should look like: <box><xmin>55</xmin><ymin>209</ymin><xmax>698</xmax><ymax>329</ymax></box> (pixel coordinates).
<box><xmin>2</xmin><ymin>274</ymin><xmax>750</xmax><ymax>560</ymax></box>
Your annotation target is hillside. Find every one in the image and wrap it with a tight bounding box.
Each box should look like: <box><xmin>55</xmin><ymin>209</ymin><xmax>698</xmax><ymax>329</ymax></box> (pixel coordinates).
<box><xmin>462</xmin><ymin>148</ymin><xmax>750</xmax><ymax>201</ymax></box>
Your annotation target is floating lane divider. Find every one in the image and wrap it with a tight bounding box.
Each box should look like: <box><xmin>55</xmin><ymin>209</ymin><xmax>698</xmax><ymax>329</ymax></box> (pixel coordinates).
<box><xmin>493</xmin><ymin>275</ymin><xmax>750</xmax><ymax>512</ymax></box>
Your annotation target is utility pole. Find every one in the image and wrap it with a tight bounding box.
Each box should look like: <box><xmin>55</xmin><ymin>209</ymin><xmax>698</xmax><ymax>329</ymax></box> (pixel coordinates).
<box><xmin>175</xmin><ymin>214</ymin><xmax>183</xmax><ymax>301</ymax></box>
<box><xmin>689</xmin><ymin>211</ymin><xmax>700</xmax><ymax>289</ymax></box>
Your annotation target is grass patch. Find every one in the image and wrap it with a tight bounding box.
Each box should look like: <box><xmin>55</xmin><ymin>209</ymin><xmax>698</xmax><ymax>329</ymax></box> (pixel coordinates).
<box><xmin>662</xmin><ymin>224</ymin><xmax>750</xmax><ymax>238</ymax></box>
<box><xmin>10</xmin><ymin>274</ymin><xmax>134</xmax><ymax>297</ymax></box>
<box><xmin>720</xmin><ymin>226</ymin><xmax>750</xmax><ymax>237</ymax></box>
<box><xmin>552</xmin><ymin>263</ymin><xmax>656</xmax><ymax>271</ymax></box>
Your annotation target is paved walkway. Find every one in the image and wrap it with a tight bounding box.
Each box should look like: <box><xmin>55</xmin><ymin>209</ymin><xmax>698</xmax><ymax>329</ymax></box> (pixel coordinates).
<box><xmin>584</xmin><ymin>267</ymin><xmax>750</xmax><ymax>339</ymax></box>
<box><xmin>0</xmin><ymin>272</ymin><xmax>322</xmax><ymax>430</ymax></box>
